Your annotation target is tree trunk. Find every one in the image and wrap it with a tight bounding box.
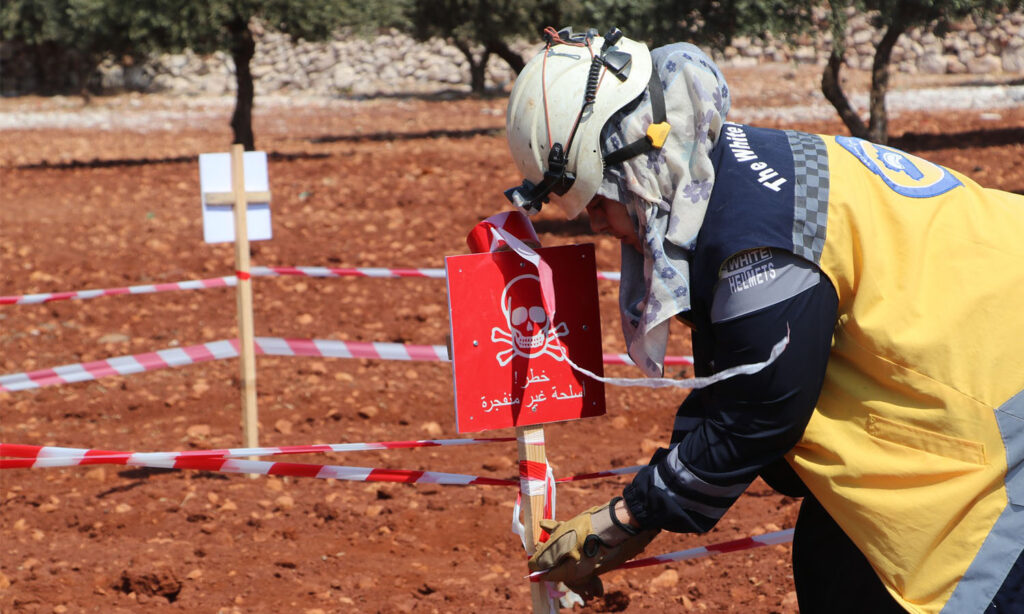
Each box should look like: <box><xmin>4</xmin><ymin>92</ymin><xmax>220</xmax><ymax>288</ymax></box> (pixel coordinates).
<box><xmin>469</xmin><ymin>49</ymin><xmax>490</xmax><ymax>94</ymax></box>
<box><xmin>70</xmin><ymin>47</ymin><xmax>97</xmax><ymax>102</ymax></box>
<box><xmin>228</xmin><ymin>17</ymin><xmax>256</xmax><ymax>150</ymax></box>
<box><xmin>867</xmin><ymin>20</ymin><xmax>908</xmax><ymax>145</ymax></box>
<box><xmin>821</xmin><ymin>49</ymin><xmax>869</xmax><ymax>139</ymax></box>
<box><xmin>454</xmin><ymin>39</ymin><xmax>490</xmax><ymax>95</ymax></box>
<box><xmin>486</xmin><ymin>39</ymin><xmax>525</xmax><ymax>74</ymax></box>
<box><xmin>820</xmin><ymin>2</ymin><xmax>868</xmax><ymax>140</ymax></box>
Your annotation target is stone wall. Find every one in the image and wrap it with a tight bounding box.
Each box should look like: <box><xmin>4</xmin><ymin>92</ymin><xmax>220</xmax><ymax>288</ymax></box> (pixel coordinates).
<box><xmin>724</xmin><ymin>10</ymin><xmax>1024</xmax><ymax>74</ymax></box>
<box><xmin>3</xmin><ymin>10</ymin><xmax>1022</xmax><ymax>98</ymax></box>
<box><xmin>113</xmin><ymin>31</ymin><xmax>531</xmax><ymax>98</ymax></box>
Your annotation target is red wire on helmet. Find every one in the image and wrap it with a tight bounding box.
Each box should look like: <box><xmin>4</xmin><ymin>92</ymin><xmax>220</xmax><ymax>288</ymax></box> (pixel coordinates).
<box><xmin>540</xmin><ymin>27</ymin><xmax>599</xmax><ymax>155</ymax></box>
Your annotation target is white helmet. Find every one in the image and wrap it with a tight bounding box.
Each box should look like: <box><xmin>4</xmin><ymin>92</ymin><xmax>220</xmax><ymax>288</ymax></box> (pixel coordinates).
<box><xmin>505</xmin><ymin>27</ymin><xmax>654</xmax><ymax>219</ymax></box>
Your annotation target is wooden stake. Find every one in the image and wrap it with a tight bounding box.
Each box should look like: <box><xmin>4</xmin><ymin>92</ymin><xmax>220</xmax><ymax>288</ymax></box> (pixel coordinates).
<box><xmin>229</xmin><ymin>144</ymin><xmax>260</xmax><ymax>453</ymax></box>
<box><xmin>517</xmin><ymin>423</ymin><xmax>554</xmax><ymax>613</ymax></box>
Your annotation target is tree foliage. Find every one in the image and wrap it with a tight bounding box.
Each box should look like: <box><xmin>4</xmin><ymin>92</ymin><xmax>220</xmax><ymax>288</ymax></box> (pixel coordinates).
<box><xmin>146</xmin><ymin>0</ymin><xmax>356</xmax><ymax>149</ymax></box>
<box><xmin>406</xmin><ymin>0</ymin><xmax>578</xmax><ymax>93</ymax></box>
<box><xmin>1</xmin><ymin>0</ymin><xmax>358</xmax><ymax>149</ymax></box>
<box><xmin>578</xmin><ymin>0</ymin><xmax>1022</xmax><ymax>144</ymax></box>
<box><xmin>576</xmin><ymin>0</ymin><xmax>815</xmax><ymax>50</ymax></box>
<box><xmin>1</xmin><ymin>0</ymin><xmax>151</xmax><ymax>94</ymax></box>
<box><xmin>819</xmin><ymin>0</ymin><xmax>1023</xmax><ymax>143</ymax></box>
<box><xmin>7</xmin><ymin>0</ymin><xmax>1021</xmax><ymax>146</ymax></box>
<box><xmin>333</xmin><ymin>0</ymin><xmax>412</xmax><ymax>36</ymax></box>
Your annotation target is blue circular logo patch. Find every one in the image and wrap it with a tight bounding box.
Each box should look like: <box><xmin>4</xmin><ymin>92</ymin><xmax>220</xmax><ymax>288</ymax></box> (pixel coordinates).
<box><xmin>836</xmin><ymin>136</ymin><xmax>962</xmax><ymax>198</ymax></box>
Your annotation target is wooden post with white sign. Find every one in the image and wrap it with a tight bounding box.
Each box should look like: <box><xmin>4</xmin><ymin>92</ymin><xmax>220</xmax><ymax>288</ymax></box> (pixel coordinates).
<box><xmin>199</xmin><ymin>143</ymin><xmax>269</xmax><ymax>453</ymax></box>
<box><xmin>228</xmin><ymin>144</ymin><xmax>260</xmax><ymax>452</ymax></box>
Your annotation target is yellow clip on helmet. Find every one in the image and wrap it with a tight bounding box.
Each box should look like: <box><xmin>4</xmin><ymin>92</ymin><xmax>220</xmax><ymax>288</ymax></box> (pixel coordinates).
<box><xmin>505</xmin><ymin>27</ymin><xmax>653</xmax><ymax>219</ymax></box>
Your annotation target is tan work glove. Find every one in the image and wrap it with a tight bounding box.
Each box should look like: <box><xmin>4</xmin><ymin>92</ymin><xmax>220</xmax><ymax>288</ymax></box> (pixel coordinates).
<box><xmin>528</xmin><ymin>497</ymin><xmax>658</xmax><ymax>599</ymax></box>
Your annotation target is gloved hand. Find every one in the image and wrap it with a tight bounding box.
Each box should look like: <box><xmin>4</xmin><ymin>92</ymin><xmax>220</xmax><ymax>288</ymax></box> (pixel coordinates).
<box><xmin>528</xmin><ymin>497</ymin><xmax>658</xmax><ymax>599</ymax></box>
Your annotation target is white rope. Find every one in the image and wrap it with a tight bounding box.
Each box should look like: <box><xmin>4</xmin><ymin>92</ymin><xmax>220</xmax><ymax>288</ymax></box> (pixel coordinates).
<box><xmin>491</xmin><ymin>225</ymin><xmax>789</xmax><ymax>390</ymax></box>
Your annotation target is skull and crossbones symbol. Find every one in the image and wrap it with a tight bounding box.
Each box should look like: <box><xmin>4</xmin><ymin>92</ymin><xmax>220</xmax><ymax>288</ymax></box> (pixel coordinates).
<box><xmin>491</xmin><ymin>274</ymin><xmax>568</xmax><ymax>366</ymax></box>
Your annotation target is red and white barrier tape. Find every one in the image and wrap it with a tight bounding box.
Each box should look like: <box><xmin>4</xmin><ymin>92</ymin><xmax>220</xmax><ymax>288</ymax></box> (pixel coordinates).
<box><xmin>1</xmin><ymin>267</ymin><xmax>622</xmax><ymax>305</ymax></box>
<box><xmin>0</xmin><ymin>338</ymin><xmax>691</xmax><ymax>392</ymax></box>
<box><xmin>0</xmin><ymin>338</ymin><xmax>441</xmax><ymax>392</ymax></box>
<box><xmin>0</xmin><ymin>339</ymin><xmax>243</xmax><ymax>391</ymax></box>
<box><xmin>512</xmin><ymin>469</ymin><xmax>564</xmax><ymax>612</ymax></box>
<box><xmin>517</xmin><ymin>429</ymin><xmax>549</xmax><ymax>498</ymax></box>
<box><xmin>0</xmin><ymin>437</ymin><xmax>514</xmax><ymax>467</ymax></box>
<box><xmin>251</xmin><ymin>265</ymin><xmax>448</xmax><ymax>279</ymax></box>
<box><xmin>619</xmin><ymin>528</ymin><xmax>794</xmax><ymax>570</ymax></box>
<box><xmin>0</xmin><ymin>441</ymin><xmax>642</xmax><ymax>488</ymax></box>
<box><xmin>254</xmin><ymin>265</ymin><xmax>619</xmax><ymax>281</ymax></box>
<box><xmin>553</xmin><ymin>465</ymin><xmax>645</xmax><ymax>482</ymax></box>
<box><xmin>529</xmin><ymin>528</ymin><xmax>795</xmax><ymax>581</ymax></box>
<box><xmin>11</xmin><ymin>454</ymin><xmax>517</xmax><ymax>485</ymax></box>
<box><xmin>1</xmin><ymin>444</ymin><xmax>645</xmax><ymax>485</ymax></box>
<box><xmin>0</xmin><ymin>276</ymin><xmax>237</xmax><ymax>305</ymax></box>
<box><xmin>0</xmin><ymin>443</ymin><xmax>508</xmax><ymax>484</ymax></box>
<box><xmin>0</xmin><ymin>439</ymin><xmax>787</xmax><ymax>583</ymax></box>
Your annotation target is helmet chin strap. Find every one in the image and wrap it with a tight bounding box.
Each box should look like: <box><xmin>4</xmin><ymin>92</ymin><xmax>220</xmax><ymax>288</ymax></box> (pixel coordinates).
<box><xmin>602</xmin><ymin>67</ymin><xmax>671</xmax><ymax>166</ymax></box>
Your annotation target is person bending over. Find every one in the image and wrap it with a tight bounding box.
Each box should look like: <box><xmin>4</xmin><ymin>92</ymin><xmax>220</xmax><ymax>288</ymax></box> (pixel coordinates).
<box><xmin>502</xmin><ymin>26</ymin><xmax>1024</xmax><ymax>613</ymax></box>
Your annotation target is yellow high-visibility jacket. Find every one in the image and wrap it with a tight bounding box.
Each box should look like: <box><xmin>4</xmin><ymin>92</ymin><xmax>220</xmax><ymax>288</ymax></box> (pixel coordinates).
<box><xmin>698</xmin><ymin>124</ymin><xmax>1024</xmax><ymax>612</ymax></box>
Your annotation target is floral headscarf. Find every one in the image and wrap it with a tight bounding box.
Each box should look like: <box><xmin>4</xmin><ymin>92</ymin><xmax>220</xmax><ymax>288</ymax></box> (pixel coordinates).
<box><xmin>597</xmin><ymin>43</ymin><xmax>731</xmax><ymax>377</ymax></box>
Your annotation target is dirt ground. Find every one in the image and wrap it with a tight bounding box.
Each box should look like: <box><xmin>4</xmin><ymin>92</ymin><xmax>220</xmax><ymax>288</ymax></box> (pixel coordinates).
<box><xmin>1</xmin><ymin>63</ymin><xmax>1022</xmax><ymax>614</ymax></box>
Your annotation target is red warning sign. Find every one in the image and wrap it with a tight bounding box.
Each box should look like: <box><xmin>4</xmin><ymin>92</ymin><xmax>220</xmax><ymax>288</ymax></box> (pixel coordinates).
<box><xmin>445</xmin><ymin>244</ymin><xmax>606</xmax><ymax>433</ymax></box>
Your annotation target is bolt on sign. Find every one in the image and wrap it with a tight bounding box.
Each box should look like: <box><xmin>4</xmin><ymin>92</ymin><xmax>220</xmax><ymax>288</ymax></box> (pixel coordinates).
<box><xmin>446</xmin><ymin>244</ymin><xmax>606</xmax><ymax>433</ymax></box>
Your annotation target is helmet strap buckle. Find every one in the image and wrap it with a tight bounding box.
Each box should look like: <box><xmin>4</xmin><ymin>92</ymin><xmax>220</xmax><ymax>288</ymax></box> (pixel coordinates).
<box><xmin>502</xmin><ymin>142</ymin><xmax>577</xmax><ymax>215</ymax></box>
<box><xmin>601</xmin><ymin>50</ymin><xmax>632</xmax><ymax>81</ymax></box>
<box><xmin>544</xmin><ymin>143</ymin><xmax>576</xmax><ymax>196</ymax></box>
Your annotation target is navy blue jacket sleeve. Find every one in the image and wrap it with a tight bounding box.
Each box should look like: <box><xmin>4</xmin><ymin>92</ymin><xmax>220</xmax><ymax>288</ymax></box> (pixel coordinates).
<box><xmin>622</xmin><ymin>270</ymin><xmax>838</xmax><ymax>533</ymax></box>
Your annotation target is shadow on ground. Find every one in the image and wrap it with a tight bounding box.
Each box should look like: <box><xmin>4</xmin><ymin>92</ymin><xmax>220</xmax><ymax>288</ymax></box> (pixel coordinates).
<box><xmin>309</xmin><ymin>126</ymin><xmax>502</xmax><ymax>144</ymax></box>
<box><xmin>15</xmin><ymin>151</ymin><xmax>331</xmax><ymax>170</ymax></box>
<box><xmin>893</xmin><ymin>126</ymin><xmax>1024</xmax><ymax>151</ymax></box>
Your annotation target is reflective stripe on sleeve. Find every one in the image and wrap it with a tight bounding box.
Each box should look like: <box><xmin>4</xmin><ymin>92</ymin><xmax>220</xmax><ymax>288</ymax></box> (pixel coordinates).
<box><xmin>712</xmin><ymin>248</ymin><xmax>820</xmax><ymax>323</ymax></box>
